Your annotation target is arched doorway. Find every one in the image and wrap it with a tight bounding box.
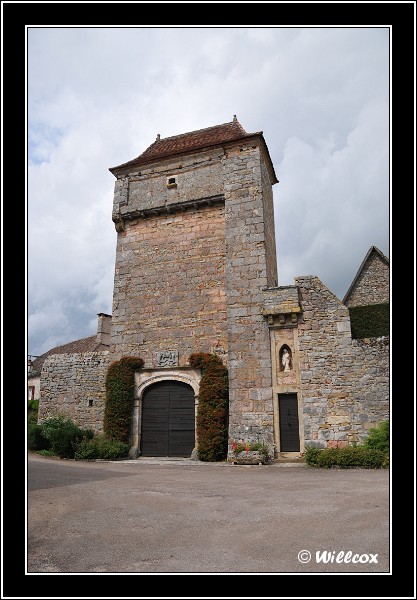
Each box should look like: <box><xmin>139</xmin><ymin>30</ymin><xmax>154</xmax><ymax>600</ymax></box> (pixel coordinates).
<box><xmin>140</xmin><ymin>380</ymin><xmax>195</xmax><ymax>457</ymax></box>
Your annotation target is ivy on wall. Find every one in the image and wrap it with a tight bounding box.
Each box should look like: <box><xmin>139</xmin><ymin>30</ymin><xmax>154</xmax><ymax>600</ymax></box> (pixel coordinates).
<box><xmin>189</xmin><ymin>352</ymin><xmax>229</xmax><ymax>462</ymax></box>
<box><xmin>349</xmin><ymin>303</ymin><xmax>390</xmax><ymax>339</ymax></box>
<box><xmin>104</xmin><ymin>356</ymin><xmax>144</xmax><ymax>444</ymax></box>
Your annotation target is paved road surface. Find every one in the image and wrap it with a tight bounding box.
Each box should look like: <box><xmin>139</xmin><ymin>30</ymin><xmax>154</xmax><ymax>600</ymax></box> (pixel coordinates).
<box><xmin>28</xmin><ymin>453</ymin><xmax>389</xmax><ymax>573</ymax></box>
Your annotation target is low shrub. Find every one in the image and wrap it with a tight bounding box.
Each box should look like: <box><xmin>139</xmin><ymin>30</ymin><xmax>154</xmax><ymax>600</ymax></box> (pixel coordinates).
<box><xmin>36</xmin><ymin>449</ymin><xmax>56</xmax><ymax>457</ymax></box>
<box><xmin>74</xmin><ymin>436</ymin><xmax>130</xmax><ymax>460</ymax></box>
<box><xmin>305</xmin><ymin>445</ymin><xmax>388</xmax><ymax>468</ymax></box>
<box><xmin>28</xmin><ymin>399</ymin><xmax>39</xmax><ymax>413</ymax></box>
<box><xmin>28</xmin><ymin>412</ymin><xmax>39</xmax><ymax>427</ymax></box>
<box><xmin>303</xmin><ymin>446</ymin><xmax>322</xmax><ymax>465</ymax></box>
<box><xmin>28</xmin><ymin>422</ymin><xmax>50</xmax><ymax>451</ymax></box>
<box><xmin>364</xmin><ymin>420</ymin><xmax>389</xmax><ymax>452</ymax></box>
<box><xmin>41</xmin><ymin>416</ymin><xmax>94</xmax><ymax>459</ymax></box>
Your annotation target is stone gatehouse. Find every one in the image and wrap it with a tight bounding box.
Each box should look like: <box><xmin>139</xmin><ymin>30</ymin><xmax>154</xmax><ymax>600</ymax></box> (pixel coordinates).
<box><xmin>34</xmin><ymin>117</ymin><xmax>389</xmax><ymax>459</ymax></box>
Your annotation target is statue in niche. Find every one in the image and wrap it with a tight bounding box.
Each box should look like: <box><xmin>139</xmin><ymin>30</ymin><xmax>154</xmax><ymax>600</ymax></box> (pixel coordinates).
<box><xmin>282</xmin><ymin>348</ymin><xmax>291</xmax><ymax>372</ymax></box>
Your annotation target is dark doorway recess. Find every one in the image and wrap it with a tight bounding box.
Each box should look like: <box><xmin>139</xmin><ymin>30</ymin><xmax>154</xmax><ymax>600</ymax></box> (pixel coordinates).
<box><xmin>278</xmin><ymin>393</ymin><xmax>300</xmax><ymax>452</ymax></box>
<box><xmin>141</xmin><ymin>381</ymin><xmax>195</xmax><ymax>457</ymax></box>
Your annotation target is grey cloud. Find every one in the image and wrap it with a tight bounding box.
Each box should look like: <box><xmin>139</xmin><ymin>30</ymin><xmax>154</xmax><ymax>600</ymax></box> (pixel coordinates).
<box><xmin>28</xmin><ymin>26</ymin><xmax>389</xmax><ymax>355</ymax></box>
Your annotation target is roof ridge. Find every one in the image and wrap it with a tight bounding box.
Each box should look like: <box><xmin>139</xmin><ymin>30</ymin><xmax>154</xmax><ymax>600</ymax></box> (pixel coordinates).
<box><xmin>51</xmin><ymin>334</ymin><xmax>96</xmax><ymax>352</ymax></box>
<box><xmin>155</xmin><ymin>119</ymin><xmax>247</xmax><ymax>142</ymax></box>
<box><xmin>34</xmin><ymin>334</ymin><xmax>97</xmax><ymax>359</ymax></box>
<box><xmin>109</xmin><ymin>118</ymin><xmax>276</xmax><ymax>182</ymax></box>
<box><xmin>370</xmin><ymin>245</ymin><xmax>389</xmax><ymax>264</ymax></box>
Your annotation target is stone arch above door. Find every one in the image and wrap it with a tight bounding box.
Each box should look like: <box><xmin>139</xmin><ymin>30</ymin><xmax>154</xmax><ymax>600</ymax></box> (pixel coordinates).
<box><xmin>135</xmin><ymin>368</ymin><xmax>200</xmax><ymax>399</ymax></box>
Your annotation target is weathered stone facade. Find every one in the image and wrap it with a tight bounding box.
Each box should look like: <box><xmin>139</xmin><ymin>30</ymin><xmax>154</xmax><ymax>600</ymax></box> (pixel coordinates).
<box><xmin>38</xmin><ymin>351</ymin><xmax>110</xmax><ymax>433</ymax></box>
<box><xmin>223</xmin><ymin>143</ymin><xmax>277</xmax><ymax>448</ymax></box>
<box><xmin>109</xmin><ymin>121</ymin><xmax>279</xmax><ymax>453</ymax></box>
<box><xmin>343</xmin><ymin>246</ymin><xmax>389</xmax><ymax>307</ymax></box>
<box><xmin>34</xmin><ymin>119</ymin><xmax>389</xmax><ymax>459</ymax></box>
<box><xmin>110</xmin><ymin>200</ymin><xmax>228</xmax><ymax>364</ymax></box>
<box><xmin>263</xmin><ymin>276</ymin><xmax>389</xmax><ymax>453</ymax></box>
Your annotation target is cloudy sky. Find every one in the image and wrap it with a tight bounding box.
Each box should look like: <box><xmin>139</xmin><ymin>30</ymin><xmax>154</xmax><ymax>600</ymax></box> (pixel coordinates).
<box><xmin>28</xmin><ymin>26</ymin><xmax>390</xmax><ymax>357</ymax></box>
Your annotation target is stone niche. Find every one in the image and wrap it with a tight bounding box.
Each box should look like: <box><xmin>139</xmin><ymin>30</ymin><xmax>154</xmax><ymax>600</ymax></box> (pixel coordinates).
<box><xmin>279</xmin><ymin>344</ymin><xmax>292</xmax><ymax>372</ymax></box>
<box><xmin>275</xmin><ymin>337</ymin><xmax>297</xmax><ymax>386</ymax></box>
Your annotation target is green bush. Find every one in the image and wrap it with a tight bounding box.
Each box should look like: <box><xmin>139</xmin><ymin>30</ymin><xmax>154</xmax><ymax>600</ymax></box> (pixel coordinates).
<box><xmin>28</xmin><ymin>422</ymin><xmax>50</xmax><ymax>451</ymax></box>
<box><xmin>74</xmin><ymin>436</ymin><xmax>130</xmax><ymax>460</ymax></box>
<box><xmin>189</xmin><ymin>352</ymin><xmax>229</xmax><ymax>462</ymax></box>
<box><xmin>304</xmin><ymin>446</ymin><xmax>322</xmax><ymax>465</ymax></box>
<box><xmin>28</xmin><ymin>396</ymin><xmax>49</xmax><ymax>450</ymax></box>
<box><xmin>364</xmin><ymin>420</ymin><xmax>389</xmax><ymax>452</ymax></box>
<box><xmin>28</xmin><ymin>412</ymin><xmax>39</xmax><ymax>427</ymax></box>
<box><xmin>28</xmin><ymin>398</ymin><xmax>39</xmax><ymax>428</ymax></box>
<box><xmin>36</xmin><ymin>449</ymin><xmax>56</xmax><ymax>457</ymax></box>
<box><xmin>305</xmin><ymin>445</ymin><xmax>388</xmax><ymax>468</ymax></box>
<box><xmin>104</xmin><ymin>356</ymin><xmax>144</xmax><ymax>443</ymax></box>
<box><xmin>41</xmin><ymin>416</ymin><xmax>94</xmax><ymax>459</ymax></box>
<box><xmin>28</xmin><ymin>399</ymin><xmax>39</xmax><ymax>412</ymax></box>
<box><xmin>349</xmin><ymin>303</ymin><xmax>390</xmax><ymax>339</ymax></box>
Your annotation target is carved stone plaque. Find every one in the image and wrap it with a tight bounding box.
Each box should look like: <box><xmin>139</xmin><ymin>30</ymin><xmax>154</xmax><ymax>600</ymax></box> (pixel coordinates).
<box><xmin>156</xmin><ymin>351</ymin><xmax>178</xmax><ymax>367</ymax></box>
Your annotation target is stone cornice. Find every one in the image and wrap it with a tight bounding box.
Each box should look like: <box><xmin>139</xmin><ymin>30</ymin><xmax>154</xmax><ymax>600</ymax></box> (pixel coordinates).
<box><xmin>262</xmin><ymin>285</ymin><xmax>302</xmax><ymax>328</ymax></box>
<box><xmin>113</xmin><ymin>194</ymin><xmax>225</xmax><ymax>232</ymax></box>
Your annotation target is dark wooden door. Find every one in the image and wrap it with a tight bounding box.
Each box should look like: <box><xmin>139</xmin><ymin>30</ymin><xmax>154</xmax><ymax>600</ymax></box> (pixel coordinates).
<box><xmin>141</xmin><ymin>381</ymin><xmax>195</xmax><ymax>457</ymax></box>
<box><xmin>278</xmin><ymin>393</ymin><xmax>300</xmax><ymax>452</ymax></box>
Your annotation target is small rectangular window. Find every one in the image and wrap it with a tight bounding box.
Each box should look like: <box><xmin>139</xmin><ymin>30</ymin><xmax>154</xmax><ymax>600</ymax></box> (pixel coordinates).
<box><xmin>166</xmin><ymin>176</ymin><xmax>177</xmax><ymax>188</ymax></box>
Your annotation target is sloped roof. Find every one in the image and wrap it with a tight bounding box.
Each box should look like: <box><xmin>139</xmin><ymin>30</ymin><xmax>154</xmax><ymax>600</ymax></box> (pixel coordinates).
<box><xmin>109</xmin><ymin>117</ymin><xmax>278</xmax><ymax>182</ymax></box>
<box><xmin>29</xmin><ymin>335</ymin><xmax>109</xmax><ymax>378</ymax></box>
<box><xmin>343</xmin><ymin>246</ymin><xmax>389</xmax><ymax>305</ymax></box>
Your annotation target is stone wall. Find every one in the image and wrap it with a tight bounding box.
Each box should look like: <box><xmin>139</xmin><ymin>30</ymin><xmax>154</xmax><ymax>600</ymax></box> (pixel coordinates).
<box><xmin>345</xmin><ymin>252</ymin><xmax>389</xmax><ymax>307</ymax></box>
<box><xmin>38</xmin><ymin>351</ymin><xmax>110</xmax><ymax>433</ymax></box>
<box><xmin>113</xmin><ymin>148</ymin><xmax>224</xmax><ymax>220</ymax></box>
<box><xmin>260</xmin><ymin>151</ymin><xmax>278</xmax><ymax>287</ymax></box>
<box><xmin>223</xmin><ymin>143</ymin><xmax>276</xmax><ymax>447</ymax></box>
<box><xmin>296</xmin><ymin>276</ymin><xmax>389</xmax><ymax>448</ymax></box>
<box><xmin>110</xmin><ymin>202</ymin><xmax>228</xmax><ymax>366</ymax></box>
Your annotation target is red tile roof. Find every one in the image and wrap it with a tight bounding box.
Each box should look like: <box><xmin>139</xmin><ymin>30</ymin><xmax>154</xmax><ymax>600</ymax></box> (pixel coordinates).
<box><xmin>109</xmin><ymin>118</ymin><xmax>277</xmax><ymax>182</ymax></box>
<box><xmin>29</xmin><ymin>336</ymin><xmax>109</xmax><ymax>377</ymax></box>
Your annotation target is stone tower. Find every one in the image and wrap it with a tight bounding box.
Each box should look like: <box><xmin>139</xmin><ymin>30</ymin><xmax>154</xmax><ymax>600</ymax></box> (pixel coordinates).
<box><xmin>109</xmin><ymin>117</ymin><xmax>278</xmax><ymax>456</ymax></box>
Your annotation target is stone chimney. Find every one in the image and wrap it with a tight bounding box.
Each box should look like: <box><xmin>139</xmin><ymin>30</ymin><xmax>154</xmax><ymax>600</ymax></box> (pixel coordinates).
<box><xmin>96</xmin><ymin>313</ymin><xmax>112</xmax><ymax>346</ymax></box>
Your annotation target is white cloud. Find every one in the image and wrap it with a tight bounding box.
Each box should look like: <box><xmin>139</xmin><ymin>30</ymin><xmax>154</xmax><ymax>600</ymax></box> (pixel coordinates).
<box><xmin>276</xmin><ymin>96</ymin><xmax>389</xmax><ymax>297</ymax></box>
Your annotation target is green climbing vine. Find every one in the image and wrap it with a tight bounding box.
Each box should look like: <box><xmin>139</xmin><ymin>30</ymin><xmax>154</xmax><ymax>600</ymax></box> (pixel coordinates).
<box><xmin>104</xmin><ymin>356</ymin><xmax>144</xmax><ymax>444</ymax></box>
<box><xmin>189</xmin><ymin>352</ymin><xmax>229</xmax><ymax>462</ymax></box>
